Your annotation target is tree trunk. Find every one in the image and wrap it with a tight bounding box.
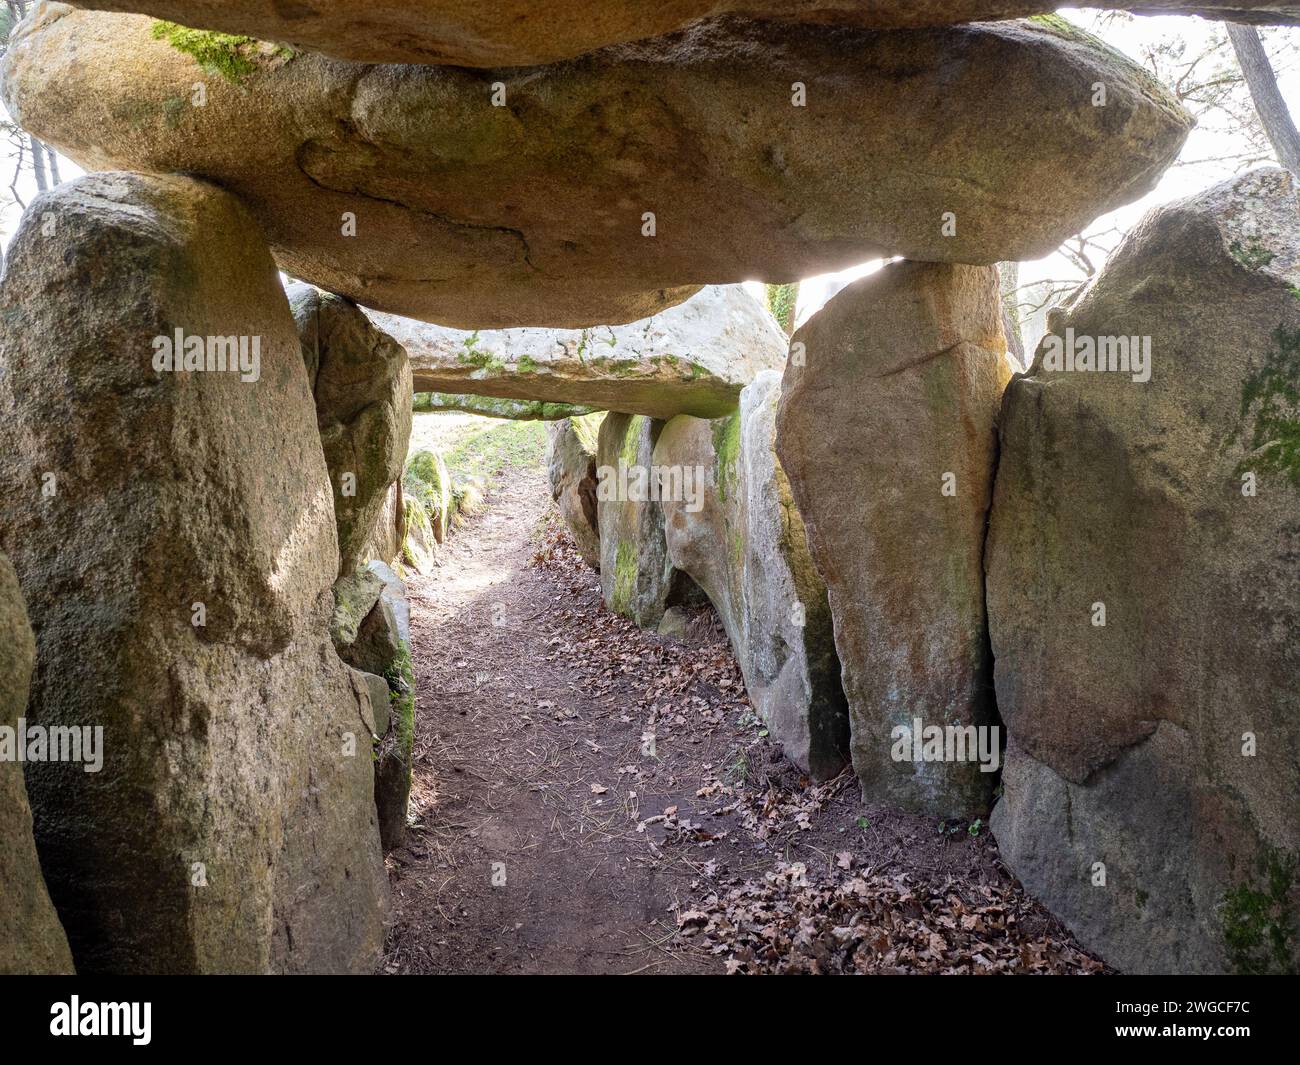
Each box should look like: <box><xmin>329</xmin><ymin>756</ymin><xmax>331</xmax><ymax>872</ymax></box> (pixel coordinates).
<box><xmin>28</xmin><ymin>134</ymin><xmax>47</xmax><ymax>193</ymax></box>
<box><xmin>1227</xmin><ymin>22</ymin><xmax>1300</xmax><ymax>176</ymax></box>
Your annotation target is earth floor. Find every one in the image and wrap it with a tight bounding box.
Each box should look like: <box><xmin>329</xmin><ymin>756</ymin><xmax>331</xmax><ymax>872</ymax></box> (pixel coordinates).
<box><xmin>380</xmin><ymin>461</ymin><xmax>1104</xmax><ymax>975</ymax></box>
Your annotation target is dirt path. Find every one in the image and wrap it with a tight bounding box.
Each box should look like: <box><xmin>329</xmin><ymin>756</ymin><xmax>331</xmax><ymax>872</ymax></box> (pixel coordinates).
<box><xmin>382</xmin><ymin>464</ymin><xmax>735</xmax><ymax>974</ymax></box>
<box><xmin>381</xmin><ymin>464</ymin><xmax>1105</xmax><ymax>976</ymax></box>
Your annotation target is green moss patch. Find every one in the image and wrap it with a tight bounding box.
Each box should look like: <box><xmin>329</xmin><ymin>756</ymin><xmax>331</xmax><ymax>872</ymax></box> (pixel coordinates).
<box><xmin>612</xmin><ymin>539</ymin><xmax>638</xmax><ymax>614</ymax></box>
<box><xmin>1233</xmin><ymin>323</ymin><xmax>1300</xmax><ymax>488</ymax></box>
<box><xmin>711</xmin><ymin>414</ymin><xmax>741</xmax><ymax>503</ymax></box>
<box><xmin>1230</xmin><ymin>238</ymin><xmax>1277</xmax><ymax>272</ymax></box>
<box><xmin>383</xmin><ymin>641</ymin><xmax>417</xmax><ymax>759</ymax></box>
<box><xmin>1220</xmin><ymin>847</ymin><xmax>1297</xmax><ymax>974</ymax></box>
<box><xmin>150</xmin><ymin>20</ymin><xmax>292</xmax><ymax>84</ymax></box>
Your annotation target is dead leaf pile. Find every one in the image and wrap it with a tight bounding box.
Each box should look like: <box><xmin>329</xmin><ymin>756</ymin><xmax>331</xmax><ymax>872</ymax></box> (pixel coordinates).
<box><xmin>679</xmin><ymin>860</ymin><xmax>1107</xmax><ymax>975</ymax></box>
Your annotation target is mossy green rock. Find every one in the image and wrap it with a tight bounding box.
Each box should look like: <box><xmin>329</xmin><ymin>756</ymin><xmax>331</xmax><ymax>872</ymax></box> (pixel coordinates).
<box><xmin>596</xmin><ymin>413</ymin><xmax>694</xmax><ymax>628</ymax></box>
<box><xmin>0</xmin><ymin>553</ymin><xmax>74</xmax><ymax>974</ymax></box>
<box><xmin>654</xmin><ymin>373</ymin><xmax>849</xmax><ymax>779</ymax></box>
<box><xmin>399</xmin><ymin>448</ymin><xmax>453</xmax><ymax>573</ymax></box>
<box><xmin>64</xmin><ymin>2</ymin><xmax>1300</xmax><ymax>67</ymax></box>
<box><xmin>0</xmin><ymin>172</ymin><xmax>388</xmax><ymax>974</ymax></box>
<box><xmin>777</xmin><ymin>262</ymin><xmax>1011</xmax><ymax>816</ymax></box>
<box><xmin>374</xmin><ymin>640</ymin><xmax>416</xmax><ymax>852</ymax></box>
<box><xmin>987</xmin><ymin>168</ymin><xmax>1300</xmax><ymax>974</ymax></box>
<box><xmin>8</xmin><ymin>6</ymin><xmax>1189</xmax><ymax>327</ymax></box>
<box><xmin>291</xmin><ymin>283</ymin><xmax>412</xmax><ymax>576</ymax></box>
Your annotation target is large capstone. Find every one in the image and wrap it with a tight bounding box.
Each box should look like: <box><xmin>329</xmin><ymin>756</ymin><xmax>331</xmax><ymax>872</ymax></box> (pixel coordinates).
<box><xmin>654</xmin><ymin>372</ymin><xmax>849</xmax><ymax>779</ymax></box>
<box><xmin>377</xmin><ymin>286</ymin><xmax>787</xmax><ymax>419</ymax></box>
<box><xmin>0</xmin><ymin>172</ymin><xmax>389</xmax><ymax>974</ymax></box>
<box><xmin>777</xmin><ymin>262</ymin><xmax>1011</xmax><ymax>817</ymax></box>
<box><xmin>60</xmin><ymin>3</ymin><xmax>1300</xmax><ymax>66</ymax></box>
<box><xmin>0</xmin><ymin>553</ymin><xmax>74</xmax><ymax>975</ymax></box>
<box><xmin>291</xmin><ymin>283</ymin><xmax>412</xmax><ymax>576</ymax></box>
<box><xmin>987</xmin><ymin>168</ymin><xmax>1300</xmax><ymax>975</ymax></box>
<box><xmin>4</xmin><ymin>6</ymin><xmax>1190</xmax><ymax>327</ymax></box>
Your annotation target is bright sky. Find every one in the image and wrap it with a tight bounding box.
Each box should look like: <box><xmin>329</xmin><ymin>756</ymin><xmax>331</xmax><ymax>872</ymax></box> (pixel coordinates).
<box><xmin>2</xmin><ymin>6</ymin><xmax>1297</xmax><ymax>329</ymax></box>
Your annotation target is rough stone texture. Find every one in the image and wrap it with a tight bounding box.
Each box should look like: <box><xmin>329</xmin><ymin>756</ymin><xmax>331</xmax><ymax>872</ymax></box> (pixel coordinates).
<box><xmin>5</xmin><ymin>6</ymin><xmax>1190</xmax><ymax>328</ymax></box>
<box><xmin>361</xmin><ymin>480</ymin><xmax>406</xmax><ymax>567</ymax></box>
<box><xmin>63</xmin><ymin>2</ymin><xmax>1300</xmax><ymax>66</ymax></box>
<box><xmin>369</xmin><ymin>561</ymin><xmax>412</xmax><ymax>644</ymax></box>
<box><xmin>361</xmin><ymin>671</ymin><xmax>392</xmax><ymax>739</ymax></box>
<box><xmin>987</xmin><ymin>168</ymin><xmax>1300</xmax><ymax>975</ymax></box>
<box><xmin>416</xmin><ymin>394</ymin><xmax>598</xmax><ymax>420</ymax></box>
<box><xmin>379</xmin><ymin>286</ymin><xmax>787</xmax><ymax>420</ymax></box>
<box><xmin>596</xmin><ymin>413</ymin><xmax>696</xmax><ymax>628</ymax></box>
<box><xmin>546</xmin><ymin>415</ymin><xmax>603</xmax><ymax>569</ymax></box>
<box><xmin>0</xmin><ymin>171</ymin><xmax>388</xmax><ymax>974</ymax></box>
<box><xmin>0</xmin><ymin>554</ymin><xmax>75</xmax><ymax>975</ymax></box>
<box><xmin>404</xmin><ymin>449</ymin><xmax>452</xmax><ymax>548</ymax></box>
<box><xmin>340</xmin><ymin>595</ymin><xmax>404</xmax><ymax>679</ymax></box>
<box><xmin>291</xmin><ymin>283</ymin><xmax>412</xmax><ymax>576</ymax></box>
<box><xmin>655</xmin><ymin>372</ymin><xmax>849</xmax><ymax>779</ymax></box>
<box><xmin>777</xmin><ymin>262</ymin><xmax>1011</xmax><ymax>817</ymax></box>
<box><xmin>331</xmin><ymin>568</ymin><xmax>386</xmax><ymax>652</ymax></box>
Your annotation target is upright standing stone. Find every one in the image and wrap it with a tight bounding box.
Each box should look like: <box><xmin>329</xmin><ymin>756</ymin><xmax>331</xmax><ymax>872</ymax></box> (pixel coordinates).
<box><xmin>777</xmin><ymin>262</ymin><xmax>1010</xmax><ymax>816</ymax></box>
<box><xmin>546</xmin><ymin>414</ymin><xmax>602</xmax><ymax>569</ymax></box>
<box><xmin>0</xmin><ymin>553</ymin><xmax>74</xmax><ymax>974</ymax></box>
<box><xmin>987</xmin><ymin>168</ymin><xmax>1300</xmax><ymax>974</ymax></box>
<box><xmin>597</xmin><ymin>413</ymin><xmax>695</xmax><ymax>628</ymax></box>
<box><xmin>291</xmin><ymin>284</ymin><xmax>413</xmax><ymax>576</ymax></box>
<box><xmin>0</xmin><ymin>172</ymin><xmax>388</xmax><ymax>974</ymax></box>
<box><xmin>655</xmin><ymin>372</ymin><xmax>849</xmax><ymax>778</ymax></box>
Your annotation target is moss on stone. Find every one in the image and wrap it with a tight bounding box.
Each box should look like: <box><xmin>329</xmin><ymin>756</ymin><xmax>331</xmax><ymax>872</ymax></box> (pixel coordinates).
<box><xmin>455</xmin><ymin>331</ymin><xmax>506</xmax><ymax>373</ymax></box>
<box><xmin>401</xmin><ymin>494</ymin><xmax>433</xmax><ymax>567</ymax></box>
<box><xmin>405</xmin><ymin>449</ymin><xmax>445</xmax><ymax>498</ymax></box>
<box><xmin>383</xmin><ymin>640</ymin><xmax>417</xmax><ymax>761</ymax></box>
<box><xmin>151</xmin><ymin>21</ymin><xmax>261</xmax><ymax>83</ymax></box>
<box><xmin>1025</xmin><ymin>12</ymin><xmax>1164</xmax><ymax>95</ymax></box>
<box><xmin>1234</xmin><ymin>323</ymin><xmax>1300</xmax><ymax>487</ymax></box>
<box><xmin>711</xmin><ymin>413</ymin><xmax>741</xmax><ymax>503</ymax></box>
<box><xmin>1230</xmin><ymin>238</ymin><xmax>1277</xmax><ymax>271</ymax></box>
<box><xmin>612</xmin><ymin>539</ymin><xmax>638</xmax><ymax>613</ymax></box>
<box><xmin>620</xmin><ymin>416</ymin><xmax>645</xmax><ymax>468</ymax></box>
<box><xmin>1220</xmin><ymin>846</ymin><xmax>1297</xmax><ymax>974</ymax></box>
<box><xmin>570</xmin><ymin>412</ymin><xmax>605</xmax><ymax>454</ymax></box>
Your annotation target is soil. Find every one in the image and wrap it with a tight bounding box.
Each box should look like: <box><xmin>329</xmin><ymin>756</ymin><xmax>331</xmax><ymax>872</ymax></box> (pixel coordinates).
<box><xmin>381</xmin><ymin>463</ymin><xmax>1104</xmax><ymax>975</ymax></box>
